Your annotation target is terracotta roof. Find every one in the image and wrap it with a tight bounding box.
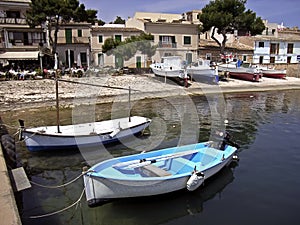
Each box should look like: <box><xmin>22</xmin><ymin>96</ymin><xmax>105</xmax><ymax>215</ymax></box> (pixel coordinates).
<box><xmin>91</xmin><ymin>27</ymin><xmax>143</xmax><ymax>33</ymax></box>
<box><xmin>0</xmin><ymin>0</ymin><xmax>30</xmax><ymax>3</ymax></box>
<box><xmin>200</xmin><ymin>37</ymin><xmax>254</xmax><ymax>51</ymax></box>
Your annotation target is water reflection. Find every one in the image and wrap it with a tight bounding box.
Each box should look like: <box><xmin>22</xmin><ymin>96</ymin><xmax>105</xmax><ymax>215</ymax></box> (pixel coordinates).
<box><xmin>84</xmin><ymin>166</ymin><xmax>235</xmax><ymax>225</ymax></box>
<box><xmin>1</xmin><ymin>89</ymin><xmax>300</xmax><ymax>225</ymax></box>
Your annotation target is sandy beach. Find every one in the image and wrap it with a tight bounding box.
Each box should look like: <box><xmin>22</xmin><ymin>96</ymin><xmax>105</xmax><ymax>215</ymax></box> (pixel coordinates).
<box><xmin>1</xmin><ymin>73</ymin><xmax>300</xmax><ymax>112</ymax></box>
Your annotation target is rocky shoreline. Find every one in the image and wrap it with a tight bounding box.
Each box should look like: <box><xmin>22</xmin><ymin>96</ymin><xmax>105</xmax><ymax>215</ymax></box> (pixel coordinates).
<box><xmin>1</xmin><ymin>73</ymin><xmax>300</xmax><ymax>112</ymax></box>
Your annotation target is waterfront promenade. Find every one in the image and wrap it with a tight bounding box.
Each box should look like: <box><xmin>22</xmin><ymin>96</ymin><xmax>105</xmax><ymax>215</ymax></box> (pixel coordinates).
<box><xmin>1</xmin><ymin>74</ymin><xmax>300</xmax><ymax>112</ymax></box>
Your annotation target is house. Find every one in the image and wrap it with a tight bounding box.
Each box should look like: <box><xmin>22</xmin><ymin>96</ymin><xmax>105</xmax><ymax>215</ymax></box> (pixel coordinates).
<box><xmin>253</xmin><ymin>21</ymin><xmax>300</xmax><ymax>64</ymax></box>
<box><xmin>0</xmin><ymin>0</ymin><xmax>48</xmax><ymax>71</ymax></box>
<box><xmin>126</xmin><ymin>12</ymin><xmax>200</xmax><ymax>64</ymax></box>
<box><xmin>90</xmin><ymin>24</ymin><xmax>144</xmax><ymax>68</ymax></box>
<box><xmin>55</xmin><ymin>21</ymin><xmax>91</xmax><ymax>69</ymax></box>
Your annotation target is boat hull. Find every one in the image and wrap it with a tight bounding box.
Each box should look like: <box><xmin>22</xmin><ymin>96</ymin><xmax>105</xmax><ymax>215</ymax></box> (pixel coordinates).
<box><xmin>21</xmin><ymin>116</ymin><xmax>151</xmax><ymax>151</ymax></box>
<box><xmin>150</xmin><ymin>56</ymin><xmax>186</xmax><ymax>79</ymax></box>
<box><xmin>218</xmin><ymin>65</ymin><xmax>261</xmax><ymax>82</ymax></box>
<box><xmin>83</xmin><ymin>142</ymin><xmax>237</xmax><ymax>207</ymax></box>
<box><xmin>262</xmin><ymin>70</ymin><xmax>286</xmax><ymax>79</ymax></box>
<box><xmin>150</xmin><ymin>65</ymin><xmax>186</xmax><ymax>78</ymax></box>
<box><xmin>229</xmin><ymin>71</ymin><xmax>260</xmax><ymax>82</ymax></box>
<box><xmin>187</xmin><ymin>68</ymin><xmax>218</xmax><ymax>84</ymax></box>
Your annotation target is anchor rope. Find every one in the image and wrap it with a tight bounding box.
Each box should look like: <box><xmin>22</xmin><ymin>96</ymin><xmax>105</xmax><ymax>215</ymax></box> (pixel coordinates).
<box><xmin>28</xmin><ymin>187</ymin><xmax>86</xmax><ymax>219</ymax></box>
<box><xmin>30</xmin><ymin>170</ymin><xmax>92</xmax><ymax>189</ymax></box>
<box><xmin>0</xmin><ymin>122</ymin><xmax>19</xmax><ymax>130</ymax></box>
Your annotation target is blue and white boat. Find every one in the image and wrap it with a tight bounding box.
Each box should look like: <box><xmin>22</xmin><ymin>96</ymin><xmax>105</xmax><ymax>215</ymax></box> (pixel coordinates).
<box><xmin>83</xmin><ymin>137</ymin><xmax>238</xmax><ymax>207</ymax></box>
<box><xmin>19</xmin><ymin>116</ymin><xmax>151</xmax><ymax>152</ymax></box>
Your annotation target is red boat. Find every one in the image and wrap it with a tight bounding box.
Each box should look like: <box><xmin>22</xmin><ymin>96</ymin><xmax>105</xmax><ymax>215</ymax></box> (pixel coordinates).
<box><xmin>226</xmin><ymin>67</ymin><xmax>261</xmax><ymax>82</ymax></box>
<box><xmin>261</xmin><ymin>69</ymin><xmax>286</xmax><ymax>79</ymax></box>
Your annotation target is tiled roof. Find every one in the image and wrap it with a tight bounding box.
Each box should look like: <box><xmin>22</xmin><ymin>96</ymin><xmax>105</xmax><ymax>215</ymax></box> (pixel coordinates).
<box><xmin>200</xmin><ymin>37</ymin><xmax>254</xmax><ymax>51</ymax></box>
<box><xmin>0</xmin><ymin>0</ymin><xmax>30</xmax><ymax>3</ymax></box>
<box><xmin>91</xmin><ymin>27</ymin><xmax>143</xmax><ymax>33</ymax></box>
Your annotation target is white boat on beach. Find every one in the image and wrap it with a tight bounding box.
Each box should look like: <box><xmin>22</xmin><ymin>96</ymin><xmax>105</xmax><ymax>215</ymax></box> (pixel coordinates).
<box><xmin>19</xmin><ymin>116</ymin><xmax>151</xmax><ymax>152</ymax></box>
<box><xmin>150</xmin><ymin>56</ymin><xmax>187</xmax><ymax>79</ymax></box>
<box><xmin>186</xmin><ymin>59</ymin><xmax>218</xmax><ymax>84</ymax></box>
<box><xmin>83</xmin><ymin>134</ymin><xmax>239</xmax><ymax>207</ymax></box>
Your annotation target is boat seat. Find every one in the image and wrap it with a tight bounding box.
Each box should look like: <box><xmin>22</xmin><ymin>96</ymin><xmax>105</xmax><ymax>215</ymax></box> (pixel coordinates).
<box><xmin>141</xmin><ymin>164</ymin><xmax>172</xmax><ymax>177</ymax></box>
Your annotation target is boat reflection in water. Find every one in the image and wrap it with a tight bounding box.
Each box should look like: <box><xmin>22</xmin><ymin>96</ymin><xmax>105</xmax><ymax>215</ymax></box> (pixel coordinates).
<box><xmin>85</xmin><ymin>166</ymin><xmax>236</xmax><ymax>225</ymax></box>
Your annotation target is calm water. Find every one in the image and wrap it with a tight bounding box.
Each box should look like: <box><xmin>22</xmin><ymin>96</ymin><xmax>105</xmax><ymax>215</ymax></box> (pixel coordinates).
<box><xmin>2</xmin><ymin>89</ymin><xmax>300</xmax><ymax>225</ymax></box>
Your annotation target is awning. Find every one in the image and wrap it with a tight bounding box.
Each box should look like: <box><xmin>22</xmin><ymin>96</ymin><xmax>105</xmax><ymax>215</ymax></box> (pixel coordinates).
<box><xmin>0</xmin><ymin>51</ymin><xmax>40</xmax><ymax>60</ymax></box>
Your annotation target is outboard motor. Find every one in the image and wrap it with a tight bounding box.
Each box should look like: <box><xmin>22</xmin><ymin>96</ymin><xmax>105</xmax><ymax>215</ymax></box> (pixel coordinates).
<box><xmin>186</xmin><ymin>166</ymin><xmax>205</xmax><ymax>191</ymax></box>
<box><xmin>221</xmin><ymin>132</ymin><xmax>240</xmax><ymax>149</ymax></box>
<box><xmin>212</xmin><ymin>131</ymin><xmax>240</xmax><ymax>150</ymax></box>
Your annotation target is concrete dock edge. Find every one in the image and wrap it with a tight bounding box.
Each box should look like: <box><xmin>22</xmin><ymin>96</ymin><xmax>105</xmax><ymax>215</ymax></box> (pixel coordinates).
<box><xmin>0</xmin><ymin>144</ymin><xmax>22</xmax><ymax>225</ymax></box>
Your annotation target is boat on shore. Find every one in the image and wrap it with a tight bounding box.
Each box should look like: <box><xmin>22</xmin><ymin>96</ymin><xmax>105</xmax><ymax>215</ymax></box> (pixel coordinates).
<box><xmin>83</xmin><ymin>134</ymin><xmax>239</xmax><ymax>207</ymax></box>
<box><xmin>19</xmin><ymin>116</ymin><xmax>151</xmax><ymax>152</ymax></box>
<box><xmin>227</xmin><ymin>67</ymin><xmax>261</xmax><ymax>82</ymax></box>
<box><xmin>186</xmin><ymin>59</ymin><xmax>218</xmax><ymax>84</ymax></box>
<box><xmin>150</xmin><ymin>56</ymin><xmax>187</xmax><ymax>79</ymax></box>
<box><xmin>261</xmin><ymin>68</ymin><xmax>286</xmax><ymax>79</ymax></box>
<box><xmin>218</xmin><ymin>62</ymin><xmax>261</xmax><ymax>82</ymax></box>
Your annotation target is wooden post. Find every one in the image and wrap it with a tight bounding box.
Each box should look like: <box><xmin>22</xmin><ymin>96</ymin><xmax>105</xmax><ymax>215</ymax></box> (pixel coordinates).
<box><xmin>128</xmin><ymin>86</ymin><xmax>131</xmax><ymax>122</ymax></box>
<box><xmin>55</xmin><ymin>77</ymin><xmax>61</xmax><ymax>133</ymax></box>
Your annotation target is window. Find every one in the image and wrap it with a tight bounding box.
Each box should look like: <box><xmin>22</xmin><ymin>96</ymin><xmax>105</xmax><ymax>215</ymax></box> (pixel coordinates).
<box><xmin>272</xmin><ymin>29</ymin><xmax>276</xmax><ymax>35</ymax></box>
<box><xmin>159</xmin><ymin>36</ymin><xmax>176</xmax><ymax>48</ymax></box>
<box><xmin>77</xmin><ymin>29</ymin><xmax>82</xmax><ymax>37</ymax></box>
<box><xmin>206</xmin><ymin>53</ymin><xmax>212</xmax><ymax>60</ymax></box>
<box><xmin>258</xmin><ymin>42</ymin><xmax>264</xmax><ymax>48</ymax></box>
<box><xmin>270</xmin><ymin>57</ymin><xmax>275</xmax><ymax>63</ymax></box>
<box><xmin>270</xmin><ymin>43</ymin><xmax>279</xmax><ymax>54</ymax></box>
<box><xmin>6</xmin><ymin>11</ymin><xmax>20</xmax><ymax>18</ymax></box>
<box><xmin>80</xmin><ymin>52</ymin><xmax>87</xmax><ymax>65</ymax></box>
<box><xmin>259</xmin><ymin>56</ymin><xmax>264</xmax><ymax>64</ymax></box>
<box><xmin>183</xmin><ymin>36</ymin><xmax>191</xmax><ymax>45</ymax></box>
<box><xmin>115</xmin><ymin>35</ymin><xmax>122</xmax><ymax>42</ymax></box>
<box><xmin>98</xmin><ymin>35</ymin><xmax>103</xmax><ymax>43</ymax></box>
<box><xmin>287</xmin><ymin>43</ymin><xmax>294</xmax><ymax>54</ymax></box>
<box><xmin>65</xmin><ymin>28</ymin><xmax>72</xmax><ymax>44</ymax></box>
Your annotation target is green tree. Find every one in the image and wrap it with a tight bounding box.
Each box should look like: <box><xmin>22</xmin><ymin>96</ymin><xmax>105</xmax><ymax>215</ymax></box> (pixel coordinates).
<box><xmin>26</xmin><ymin>0</ymin><xmax>97</xmax><ymax>54</ymax></box>
<box><xmin>111</xmin><ymin>16</ymin><xmax>125</xmax><ymax>24</ymax></box>
<box><xmin>102</xmin><ymin>33</ymin><xmax>156</xmax><ymax>62</ymax></box>
<box><xmin>199</xmin><ymin>0</ymin><xmax>265</xmax><ymax>54</ymax></box>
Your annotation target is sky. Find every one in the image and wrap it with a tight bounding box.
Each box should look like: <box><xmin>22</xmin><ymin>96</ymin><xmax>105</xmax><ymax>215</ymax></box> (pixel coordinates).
<box><xmin>80</xmin><ymin>0</ymin><xmax>300</xmax><ymax>28</ymax></box>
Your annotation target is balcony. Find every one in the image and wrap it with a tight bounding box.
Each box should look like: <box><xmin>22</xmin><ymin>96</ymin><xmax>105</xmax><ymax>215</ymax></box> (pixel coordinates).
<box><xmin>1</xmin><ymin>39</ymin><xmax>46</xmax><ymax>50</ymax></box>
<box><xmin>0</xmin><ymin>17</ymin><xmax>27</xmax><ymax>25</ymax></box>
<box><xmin>57</xmin><ymin>36</ymin><xmax>90</xmax><ymax>44</ymax></box>
<box><xmin>158</xmin><ymin>41</ymin><xmax>177</xmax><ymax>48</ymax></box>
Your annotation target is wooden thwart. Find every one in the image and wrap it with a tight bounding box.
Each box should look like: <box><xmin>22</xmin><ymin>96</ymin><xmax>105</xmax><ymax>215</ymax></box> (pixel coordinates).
<box><xmin>141</xmin><ymin>164</ymin><xmax>171</xmax><ymax>177</ymax></box>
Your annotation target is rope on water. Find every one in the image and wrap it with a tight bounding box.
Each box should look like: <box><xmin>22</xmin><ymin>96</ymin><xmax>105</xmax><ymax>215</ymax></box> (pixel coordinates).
<box><xmin>28</xmin><ymin>187</ymin><xmax>86</xmax><ymax>219</ymax></box>
<box><xmin>30</xmin><ymin>170</ymin><xmax>92</xmax><ymax>189</ymax></box>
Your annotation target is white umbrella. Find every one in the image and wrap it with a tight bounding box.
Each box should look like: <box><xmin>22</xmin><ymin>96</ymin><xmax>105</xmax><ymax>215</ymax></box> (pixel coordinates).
<box><xmin>54</xmin><ymin>53</ymin><xmax>58</xmax><ymax>69</ymax></box>
<box><xmin>77</xmin><ymin>54</ymin><xmax>81</xmax><ymax>68</ymax></box>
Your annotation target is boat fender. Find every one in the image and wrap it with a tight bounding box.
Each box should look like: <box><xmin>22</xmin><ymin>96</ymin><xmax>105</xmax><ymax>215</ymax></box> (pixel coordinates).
<box><xmin>109</xmin><ymin>128</ymin><xmax>121</xmax><ymax>138</ymax></box>
<box><xmin>186</xmin><ymin>171</ymin><xmax>205</xmax><ymax>191</ymax></box>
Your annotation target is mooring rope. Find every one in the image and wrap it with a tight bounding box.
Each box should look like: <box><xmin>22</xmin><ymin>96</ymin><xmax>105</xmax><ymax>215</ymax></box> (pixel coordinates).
<box><xmin>57</xmin><ymin>78</ymin><xmax>139</xmax><ymax>91</ymax></box>
<box><xmin>0</xmin><ymin>122</ymin><xmax>19</xmax><ymax>130</ymax></box>
<box><xmin>28</xmin><ymin>187</ymin><xmax>86</xmax><ymax>219</ymax></box>
<box><xmin>30</xmin><ymin>170</ymin><xmax>92</xmax><ymax>189</ymax></box>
